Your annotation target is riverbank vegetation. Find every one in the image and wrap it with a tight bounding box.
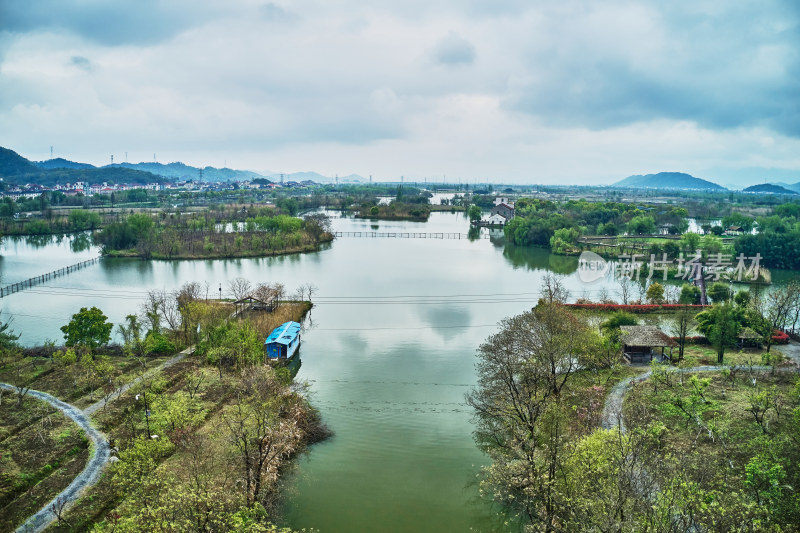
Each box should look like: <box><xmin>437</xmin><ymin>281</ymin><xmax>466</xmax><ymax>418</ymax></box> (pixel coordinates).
<box><xmin>94</xmin><ymin>209</ymin><xmax>333</xmax><ymax>259</ymax></box>
<box><xmin>469</xmin><ymin>277</ymin><xmax>800</xmax><ymax>531</ymax></box>
<box><xmin>501</xmin><ymin>195</ymin><xmax>800</xmax><ymax>272</ymax></box>
<box><xmin>0</xmin><ymin>279</ymin><xmax>327</xmax><ymax>532</ymax></box>
<box><xmin>355</xmin><ymin>186</ymin><xmax>433</xmax><ymax>221</ymax></box>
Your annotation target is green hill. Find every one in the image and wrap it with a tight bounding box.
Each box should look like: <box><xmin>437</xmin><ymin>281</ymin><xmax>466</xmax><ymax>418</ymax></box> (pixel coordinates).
<box><xmin>0</xmin><ymin>147</ymin><xmax>40</xmax><ymax>177</ymax></box>
<box><xmin>742</xmin><ymin>183</ymin><xmax>799</xmax><ymax>195</ymax></box>
<box><xmin>0</xmin><ymin>146</ymin><xmax>163</xmax><ymax>186</ymax></box>
<box><xmin>114</xmin><ymin>162</ymin><xmax>269</xmax><ymax>183</ymax></box>
<box><xmin>613</xmin><ymin>172</ymin><xmax>725</xmax><ymax>191</ymax></box>
<box><xmin>34</xmin><ymin>158</ymin><xmax>96</xmax><ymax>170</ymax></box>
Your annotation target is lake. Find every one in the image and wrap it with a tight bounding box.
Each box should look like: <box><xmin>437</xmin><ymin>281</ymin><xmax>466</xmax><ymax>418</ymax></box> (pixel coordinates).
<box><xmin>0</xmin><ymin>211</ymin><xmax>788</xmax><ymax>532</ymax></box>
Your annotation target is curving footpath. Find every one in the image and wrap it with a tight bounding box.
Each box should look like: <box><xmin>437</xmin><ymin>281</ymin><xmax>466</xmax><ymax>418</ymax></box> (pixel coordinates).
<box><xmin>0</xmin><ymin>345</ymin><xmax>194</xmax><ymax>532</ymax></box>
<box><xmin>599</xmin><ymin>349</ymin><xmax>800</xmax><ymax>530</ymax></box>
<box><xmin>602</xmin><ymin>340</ymin><xmax>800</xmax><ymax>432</ymax></box>
<box><xmin>0</xmin><ymin>384</ymin><xmax>110</xmax><ymax>533</ymax></box>
<box><xmin>601</xmin><ymin>365</ymin><xmax>723</xmax><ymax>431</ymax></box>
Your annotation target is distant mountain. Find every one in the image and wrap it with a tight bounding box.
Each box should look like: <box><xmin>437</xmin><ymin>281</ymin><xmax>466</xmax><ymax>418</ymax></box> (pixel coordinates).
<box><xmin>264</xmin><ymin>171</ymin><xmax>364</xmax><ymax>184</ymax></box>
<box><xmin>34</xmin><ymin>158</ymin><xmax>96</xmax><ymax>170</ymax></box>
<box><xmin>785</xmin><ymin>182</ymin><xmax>800</xmax><ymax>193</ymax></box>
<box><xmin>742</xmin><ymin>183</ymin><xmax>799</xmax><ymax>195</ymax></box>
<box><xmin>0</xmin><ymin>147</ymin><xmax>40</xmax><ymax>177</ymax></box>
<box><xmin>110</xmin><ymin>162</ymin><xmax>268</xmax><ymax>183</ymax></box>
<box><xmin>613</xmin><ymin>172</ymin><xmax>725</xmax><ymax>191</ymax></box>
<box><xmin>0</xmin><ymin>146</ymin><xmax>163</xmax><ymax>186</ymax></box>
<box><xmin>4</xmin><ymin>146</ymin><xmax>370</xmax><ymax>187</ymax></box>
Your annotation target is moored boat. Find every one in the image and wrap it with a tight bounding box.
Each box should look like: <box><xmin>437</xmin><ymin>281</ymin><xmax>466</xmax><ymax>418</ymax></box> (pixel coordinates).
<box><xmin>265</xmin><ymin>321</ymin><xmax>301</xmax><ymax>361</ymax></box>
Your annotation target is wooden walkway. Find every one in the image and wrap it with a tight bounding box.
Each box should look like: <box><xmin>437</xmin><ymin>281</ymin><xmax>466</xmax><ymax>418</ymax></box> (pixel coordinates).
<box><xmin>0</xmin><ymin>256</ymin><xmax>101</xmax><ymax>298</ymax></box>
<box><xmin>334</xmin><ymin>231</ymin><xmax>488</xmax><ymax>239</ymax></box>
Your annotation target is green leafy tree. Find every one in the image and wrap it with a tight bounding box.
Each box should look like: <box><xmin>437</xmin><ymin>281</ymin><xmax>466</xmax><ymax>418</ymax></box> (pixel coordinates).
<box><xmin>467</xmin><ymin>204</ymin><xmax>482</xmax><ymax>222</ymax></box>
<box><xmin>734</xmin><ymin>289</ymin><xmax>752</xmax><ymax>308</ymax></box>
<box><xmin>601</xmin><ymin>311</ymin><xmax>637</xmax><ymax>335</ymax></box>
<box><xmin>708</xmin><ymin>282</ymin><xmax>733</xmax><ymax>303</ymax></box>
<box><xmin>627</xmin><ymin>215</ymin><xmax>656</xmax><ymax>235</ymax></box>
<box><xmin>722</xmin><ymin>212</ymin><xmax>755</xmax><ymax>233</ymax></box>
<box><xmin>549</xmin><ymin>227</ymin><xmax>580</xmax><ymax>253</ymax></box>
<box><xmin>696</xmin><ymin>302</ymin><xmax>742</xmax><ymax>364</ymax></box>
<box><xmin>679</xmin><ymin>283</ymin><xmax>701</xmax><ymax>304</ymax></box>
<box><xmin>679</xmin><ymin>232</ymin><xmax>701</xmax><ymax>254</ymax></box>
<box><xmin>61</xmin><ymin>306</ymin><xmax>113</xmax><ymax>352</ymax></box>
<box><xmin>466</xmin><ymin>303</ymin><xmax>597</xmax><ymax>530</ymax></box>
<box><xmin>646</xmin><ymin>282</ymin><xmax>665</xmax><ymax>304</ymax></box>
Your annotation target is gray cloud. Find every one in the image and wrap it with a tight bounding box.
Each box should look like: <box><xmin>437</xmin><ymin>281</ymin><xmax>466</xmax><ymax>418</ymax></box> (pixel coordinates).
<box><xmin>70</xmin><ymin>55</ymin><xmax>91</xmax><ymax>71</ymax></box>
<box><xmin>260</xmin><ymin>3</ymin><xmax>298</xmax><ymax>23</ymax></box>
<box><xmin>505</xmin><ymin>1</ymin><xmax>800</xmax><ymax>136</ymax></box>
<box><xmin>432</xmin><ymin>32</ymin><xmax>475</xmax><ymax>65</ymax></box>
<box><xmin>0</xmin><ymin>0</ymin><xmax>217</xmax><ymax>45</ymax></box>
<box><xmin>0</xmin><ymin>0</ymin><xmax>798</xmax><ymax>183</ymax></box>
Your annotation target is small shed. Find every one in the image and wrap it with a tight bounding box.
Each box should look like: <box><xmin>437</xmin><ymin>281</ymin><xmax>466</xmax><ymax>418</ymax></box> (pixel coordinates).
<box><xmin>737</xmin><ymin>326</ymin><xmax>762</xmax><ymax>348</ymax></box>
<box><xmin>620</xmin><ymin>325</ymin><xmax>676</xmax><ymax>364</ymax></box>
<box><xmin>234</xmin><ymin>294</ymin><xmax>277</xmax><ymax>315</ymax></box>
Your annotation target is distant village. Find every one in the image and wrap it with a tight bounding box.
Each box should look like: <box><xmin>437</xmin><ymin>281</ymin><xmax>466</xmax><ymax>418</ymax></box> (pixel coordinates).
<box><xmin>0</xmin><ymin>178</ymin><xmax>318</xmax><ymax>201</ymax></box>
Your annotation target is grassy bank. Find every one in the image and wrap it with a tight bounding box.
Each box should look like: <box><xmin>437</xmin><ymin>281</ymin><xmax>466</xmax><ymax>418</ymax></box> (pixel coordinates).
<box><xmin>0</xmin><ymin>299</ymin><xmax>323</xmax><ymax>532</ymax></box>
<box><xmin>103</xmin><ymin>235</ymin><xmax>332</xmax><ymax>260</ymax></box>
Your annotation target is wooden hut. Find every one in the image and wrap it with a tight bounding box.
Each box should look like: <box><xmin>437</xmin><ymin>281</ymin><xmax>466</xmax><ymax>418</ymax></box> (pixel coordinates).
<box><xmin>233</xmin><ymin>293</ymin><xmax>277</xmax><ymax>315</ymax></box>
<box><xmin>620</xmin><ymin>325</ymin><xmax>676</xmax><ymax>364</ymax></box>
<box><xmin>737</xmin><ymin>326</ymin><xmax>762</xmax><ymax>348</ymax></box>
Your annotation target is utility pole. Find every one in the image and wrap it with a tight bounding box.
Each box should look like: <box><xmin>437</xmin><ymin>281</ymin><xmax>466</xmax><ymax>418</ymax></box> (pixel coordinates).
<box><xmin>50</xmin><ymin>146</ymin><xmax>53</xmax><ymax>159</ymax></box>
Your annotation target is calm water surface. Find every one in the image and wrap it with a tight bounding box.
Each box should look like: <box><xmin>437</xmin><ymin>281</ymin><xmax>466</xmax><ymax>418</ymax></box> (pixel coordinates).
<box><xmin>0</xmin><ymin>212</ymin><xmax>787</xmax><ymax>532</ymax></box>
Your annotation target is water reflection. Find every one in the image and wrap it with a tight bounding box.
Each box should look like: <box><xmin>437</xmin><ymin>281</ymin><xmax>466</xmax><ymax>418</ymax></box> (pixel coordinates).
<box><xmin>23</xmin><ymin>234</ymin><xmax>56</xmax><ymax>248</ymax></box>
<box><xmin>502</xmin><ymin>245</ymin><xmax>579</xmax><ymax>275</ymax></box>
<box><xmin>421</xmin><ymin>305</ymin><xmax>472</xmax><ymax>342</ymax></box>
<box><xmin>70</xmin><ymin>233</ymin><xmax>93</xmax><ymax>253</ymax></box>
<box><xmin>285</xmin><ymin>354</ymin><xmax>302</xmax><ymax>380</ymax></box>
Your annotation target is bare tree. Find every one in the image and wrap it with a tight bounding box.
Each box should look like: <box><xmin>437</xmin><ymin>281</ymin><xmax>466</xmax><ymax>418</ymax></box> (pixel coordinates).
<box><xmin>142</xmin><ymin>289</ymin><xmax>182</xmax><ymax>333</ymax></box>
<box><xmin>466</xmin><ymin>303</ymin><xmax>596</xmax><ymax>530</ymax></box>
<box><xmin>176</xmin><ymin>281</ymin><xmax>203</xmax><ymax>307</ymax></box>
<box><xmin>664</xmin><ymin>284</ymin><xmax>681</xmax><ymax>304</ymax></box>
<box><xmin>755</xmin><ymin>281</ymin><xmax>800</xmax><ymax>352</ymax></box>
<box><xmin>50</xmin><ymin>496</ymin><xmax>71</xmax><ymax>527</ymax></box>
<box><xmin>11</xmin><ymin>356</ymin><xmax>32</xmax><ymax>408</ymax></box>
<box><xmin>541</xmin><ymin>273</ymin><xmax>570</xmax><ymax>304</ymax></box>
<box><xmin>669</xmin><ymin>305</ymin><xmax>695</xmax><ymax>362</ymax></box>
<box><xmin>617</xmin><ymin>277</ymin><xmax>632</xmax><ymax>305</ymax></box>
<box><xmin>228</xmin><ymin>277</ymin><xmax>252</xmax><ymax>301</ymax></box>
<box><xmin>598</xmin><ymin>287</ymin><xmax>614</xmax><ymax>304</ymax></box>
<box><xmin>299</xmin><ymin>283</ymin><xmax>318</xmax><ymax>303</ymax></box>
<box><xmin>224</xmin><ymin>366</ymin><xmax>305</xmax><ymax>507</ymax></box>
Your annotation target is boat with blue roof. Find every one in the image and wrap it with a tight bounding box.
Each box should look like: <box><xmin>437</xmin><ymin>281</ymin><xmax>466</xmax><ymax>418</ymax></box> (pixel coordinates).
<box><xmin>265</xmin><ymin>321</ymin><xmax>301</xmax><ymax>361</ymax></box>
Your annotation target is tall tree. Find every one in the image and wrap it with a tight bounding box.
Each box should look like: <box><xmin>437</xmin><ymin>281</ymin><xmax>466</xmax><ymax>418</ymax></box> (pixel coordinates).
<box><xmin>669</xmin><ymin>305</ymin><xmax>696</xmax><ymax>362</ymax></box>
<box><xmin>696</xmin><ymin>302</ymin><xmax>741</xmax><ymax>364</ymax></box>
<box><xmin>467</xmin><ymin>303</ymin><xmax>596</xmax><ymax>529</ymax></box>
<box><xmin>60</xmin><ymin>306</ymin><xmax>113</xmax><ymax>352</ymax></box>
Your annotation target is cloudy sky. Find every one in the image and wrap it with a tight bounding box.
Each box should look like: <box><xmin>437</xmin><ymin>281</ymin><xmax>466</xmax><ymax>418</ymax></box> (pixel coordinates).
<box><xmin>0</xmin><ymin>0</ymin><xmax>798</xmax><ymax>185</ymax></box>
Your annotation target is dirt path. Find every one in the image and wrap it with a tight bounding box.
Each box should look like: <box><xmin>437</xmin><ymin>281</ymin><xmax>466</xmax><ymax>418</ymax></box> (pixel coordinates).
<box><xmin>1</xmin><ymin>345</ymin><xmax>195</xmax><ymax>532</ymax></box>
<box><xmin>83</xmin><ymin>346</ymin><xmax>193</xmax><ymax>416</ymax></box>
<box><xmin>0</xmin><ymin>384</ymin><xmax>110</xmax><ymax>533</ymax></box>
<box><xmin>776</xmin><ymin>340</ymin><xmax>800</xmax><ymax>365</ymax></box>
<box><xmin>601</xmin><ymin>365</ymin><xmax>721</xmax><ymax>431</ymax></box>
